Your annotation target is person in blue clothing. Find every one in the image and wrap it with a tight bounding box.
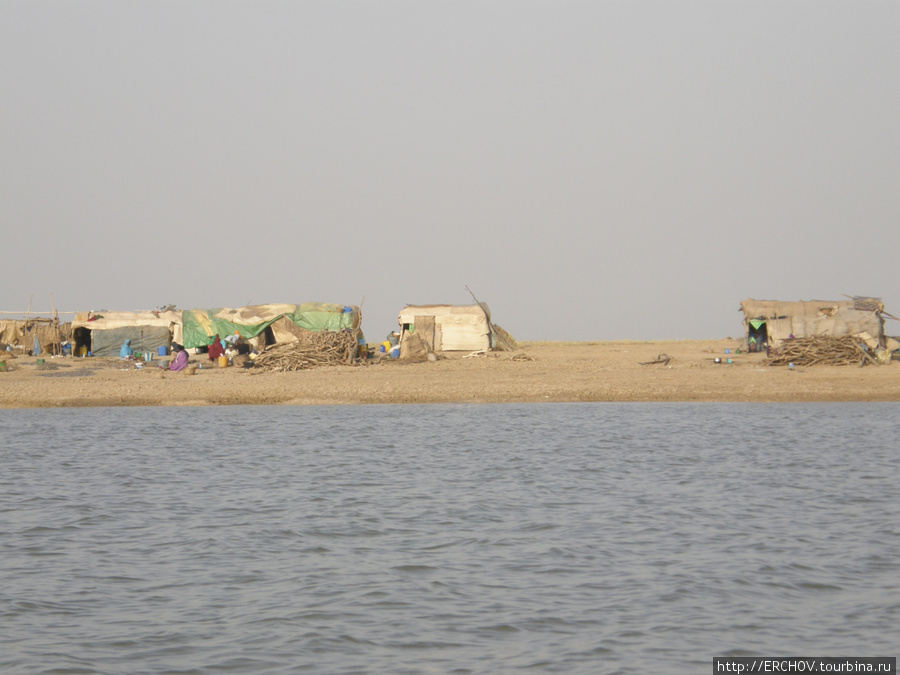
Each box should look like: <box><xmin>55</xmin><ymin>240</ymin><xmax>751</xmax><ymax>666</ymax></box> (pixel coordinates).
<box><xmin>119</xmin><ymin>339</ymin><xmax>134</xmax><ymax>359</ymax></box>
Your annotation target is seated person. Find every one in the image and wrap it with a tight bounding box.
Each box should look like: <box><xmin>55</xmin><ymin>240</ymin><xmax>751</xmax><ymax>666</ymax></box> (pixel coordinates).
<box><xmin>223</xmin><ymin>331</ymin><xmax>243</xmax><ymax>347</ymax></box>
<box><xmin>168</xmin><ymin>344</ymin><xmax>189</xmax><ymax>371</ymax></box>
<box><xmin>120</xmin><ymin>339</ymin><xmax>134</xmax><ymax>359</ymax></box>
<box><xmin>225</xmin><ymin>331</ymin><xmax>251</xmax><ymax>354</ymax></box>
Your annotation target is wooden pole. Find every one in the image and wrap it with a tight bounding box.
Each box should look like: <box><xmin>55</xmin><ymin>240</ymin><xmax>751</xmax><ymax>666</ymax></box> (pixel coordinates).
<box><xmin>49</xmin><ymin>294</ymin><xmax>59</xmax><ymax>355</ymax></box>
<box><xmin>465</xmin><ymin>285</ymin><xmax>514</xmax><ymax>351</ymax></box>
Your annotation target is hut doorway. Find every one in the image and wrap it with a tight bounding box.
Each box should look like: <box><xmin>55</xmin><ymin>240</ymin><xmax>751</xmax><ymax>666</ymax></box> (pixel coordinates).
<box><xmin>73</xmin><ymin>327</ymin><xmax>92</xmax><ymax>356</ymax></box>
<box><xmin>747</xmin><ymin>320</ymin><xmax>767</xmax><ymax>353</ymax></box>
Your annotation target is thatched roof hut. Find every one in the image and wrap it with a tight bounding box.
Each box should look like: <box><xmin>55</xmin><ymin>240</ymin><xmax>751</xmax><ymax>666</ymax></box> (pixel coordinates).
<box><xmin>740</xmin><ymin>297</ymin><xmax>884</xmax><ymax>350</ymax></box>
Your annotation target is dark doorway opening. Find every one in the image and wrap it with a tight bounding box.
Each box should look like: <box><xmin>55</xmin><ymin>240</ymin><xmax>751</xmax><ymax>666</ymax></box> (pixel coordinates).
<box><xmin>73</xmin><ymin>327</ymin><xmax>92</xmax><ymax>356</ymax></box>
<box><xmin>747</xmin><ymin>321</ymin><xmax>767</xmax><ymax>353</ymax></box>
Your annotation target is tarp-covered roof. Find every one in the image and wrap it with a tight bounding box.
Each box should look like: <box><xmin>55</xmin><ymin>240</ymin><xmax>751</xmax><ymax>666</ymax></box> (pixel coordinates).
<box><xmin>181</xmin><ymin>302</ymin><xmax>360</xmax><ymax>349</ymax></box>
<box><xmin>72</xmin><ymin>310</ymin><xmax>182</xmax><ymax>330</ymax></box>
<box><xmin>70</xmin><ymin>311</ymin><xmax>183</xmax><ymax>354</ymax></box>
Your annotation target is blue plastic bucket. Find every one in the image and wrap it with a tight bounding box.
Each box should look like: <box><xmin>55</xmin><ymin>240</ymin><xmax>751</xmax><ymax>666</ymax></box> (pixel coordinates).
<box><xmin>157</xmin><ymin>345</ymin><xmax>167</xmax><ymax>356</ymax></box>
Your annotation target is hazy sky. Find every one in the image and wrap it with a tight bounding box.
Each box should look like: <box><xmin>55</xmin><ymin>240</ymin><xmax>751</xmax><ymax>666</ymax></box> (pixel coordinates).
<box><xmin>2</xmin><ymin>1</ymin><xmax>898</xmax><ymax>341</ymax></box>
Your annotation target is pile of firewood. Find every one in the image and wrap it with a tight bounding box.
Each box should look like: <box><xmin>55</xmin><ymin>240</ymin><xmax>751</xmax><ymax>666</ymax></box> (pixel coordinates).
<box><xmin>765</xmin><ymin>335</ymin><xmax>876</xmax><ymax>367</ymax></box>
<box><xmin>252</xmin><ymin>331</ymin><xmax>360</xmax><ymax>372</ymax></box>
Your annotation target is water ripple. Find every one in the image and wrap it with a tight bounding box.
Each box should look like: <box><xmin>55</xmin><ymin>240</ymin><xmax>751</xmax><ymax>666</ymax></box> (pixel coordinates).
<box><xmin>0</xmin><ymin>403</ymin><xmax>898</xmax><ymax>673</ymax></box>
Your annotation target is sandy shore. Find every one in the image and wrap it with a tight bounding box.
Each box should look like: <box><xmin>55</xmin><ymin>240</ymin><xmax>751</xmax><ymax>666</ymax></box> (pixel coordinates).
<box><xmin>1</xmin><ymin>339</ymin><xmax>898</xmax><ymax>408</ymax></box>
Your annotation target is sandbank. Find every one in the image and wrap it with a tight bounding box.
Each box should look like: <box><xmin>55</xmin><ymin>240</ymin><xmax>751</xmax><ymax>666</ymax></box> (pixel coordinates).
<box><xmin>1</xmin><ymin>340</ymin><xmax>898</xmax><ymax>409</ymax></box>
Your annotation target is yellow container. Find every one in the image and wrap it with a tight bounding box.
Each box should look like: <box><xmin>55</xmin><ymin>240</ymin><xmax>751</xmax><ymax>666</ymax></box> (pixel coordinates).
<box><xmin>218</xmin><ymin>355</ymin><xmax>228</xmax><ymax>368</ymax></box>
<box><xmin>77</xmin><ymin>346</ymin><xmax>88</xmax><ymax>357</ymax></box>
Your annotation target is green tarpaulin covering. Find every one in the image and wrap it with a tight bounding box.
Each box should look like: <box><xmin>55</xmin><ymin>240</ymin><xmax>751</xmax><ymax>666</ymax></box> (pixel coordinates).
<box><xmin>749</xmin><ymin>319</ymin><xmax>766</xmax><ymax>330</ymax></box>
<box><xmin>181</xmin><ymin>303</ymin><xmax>359</xmax><ymax>349</ymax></box>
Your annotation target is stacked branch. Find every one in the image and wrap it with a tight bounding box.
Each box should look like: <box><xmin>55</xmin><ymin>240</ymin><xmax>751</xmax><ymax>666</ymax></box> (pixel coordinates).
<box><xmin>252</xmin><ymin>331</ymin><xmax>360</xmax><ymax>372</ymax></box>
<box><xmin>765</xmin><ymin>335</ymin><xmax>876</xmax><ymax>367</ymax></box>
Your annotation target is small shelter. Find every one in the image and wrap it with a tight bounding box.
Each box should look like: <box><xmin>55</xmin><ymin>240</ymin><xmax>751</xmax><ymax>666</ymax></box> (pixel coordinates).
<box><xmin>397</xmin><ymin>303</ymin><xmax>501</xmax><ymax>357</ymax></box>
<box><xmin>739</xmin><ymin>297</ymin><xmax>885</xmax><ymax>351</ymax></box>
<box><xmin>0</xmin><ymin>318</ymin><xmax>67</xmax><ymax>355</ymax></box>
<box><xmin>71</xmin><ymin>310</ymin><xmax>182</xmax><ymax>357</ymax></box>
<box><xmin>181</xmin><ymin>303</ymin><xmax>362</xmax><ymax>351</ymax></box>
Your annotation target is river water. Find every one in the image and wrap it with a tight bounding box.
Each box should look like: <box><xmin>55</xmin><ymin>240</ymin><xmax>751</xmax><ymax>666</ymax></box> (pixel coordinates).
<box><xmin>1</xmin><ymin>403</ymin><xmax>897</xmax><ymax>674</ymax></box>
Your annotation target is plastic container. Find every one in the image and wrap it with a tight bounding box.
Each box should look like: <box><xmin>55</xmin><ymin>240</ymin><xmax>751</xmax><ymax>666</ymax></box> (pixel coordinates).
<box><xmin>218</xmin><ymin>355</ymin><xmax>228</xmax><ymax>368</ymax></box>
<box><xmin>144</xmin><ymin>352</ymin><xmax>152</xmax><ymax>362</ymax></box>
<box><xmin>78</xmin><ymin>346</ymin><xmax>88</xmax><ymax>357</ymax></box>
<box><xmin>157</xmin><ymin>345</ymin><xmax>168</xmax><ymax>357</ymax></box>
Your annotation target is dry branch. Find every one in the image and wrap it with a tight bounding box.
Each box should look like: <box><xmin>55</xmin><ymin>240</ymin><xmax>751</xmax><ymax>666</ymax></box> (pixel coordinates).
<box><xmin>464</xmin><ymin>285</ymin><xmax>516</xmax><ymax>351</ymax></box>
<box><xmin>252</xmin><ymin>331</ymin><xmax>360</xmax><ymax>372</ymax></box>
<box><xmin>765</xmin><ymin>335</ymin><xmax>877</xmax><ymax>367</ymax></box>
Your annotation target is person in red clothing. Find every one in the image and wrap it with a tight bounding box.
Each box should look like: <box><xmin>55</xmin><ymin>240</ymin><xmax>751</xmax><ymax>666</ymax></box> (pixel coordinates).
<box><xmin>208</xmin><ymin>334</ymin><xmax>225</xmax><ymax>361</ymax></box>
